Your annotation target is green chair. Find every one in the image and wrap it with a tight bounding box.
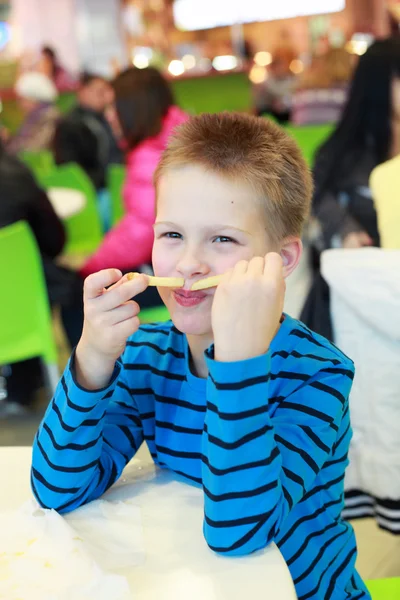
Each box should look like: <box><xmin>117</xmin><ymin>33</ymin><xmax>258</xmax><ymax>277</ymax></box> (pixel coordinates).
<box><xmin>19</xmin><ymin>150</ymin><xmax>55</xmax><ymax>178</ymax></box>
<box><xmin>139</xmin><ymin>305</ymin><xmax>170</xmax><ymax>324</ymax></box>
<box><xmin>107</xmin><ymin>164</ymin><xmax>126</xmax><ymax>226</ymax></box>
<box><xmin>366</xmin><ymin>578</ymin><xmax>400</xmax><ymax>599</ymax></box>
<box><xmin>0</xmin><ymin>221</ymin><xmax>59</xmax><ymax>393</ymax></box>
<box><xmin>38</xmin><ymin>163</ymin><xmax>103</xmax><ymax>255</ymax></box>
<box><xmin>284</xmin><ymin>124</ymin><xmax>334</xmax><ymax>166</ymax></box>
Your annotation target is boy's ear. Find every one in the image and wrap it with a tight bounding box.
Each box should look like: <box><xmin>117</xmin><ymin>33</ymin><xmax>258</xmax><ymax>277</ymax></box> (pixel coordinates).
<box><xmin>280</xmin><ymin>237</ymin><xmax>303</xmax><ymax>278</ymax></box>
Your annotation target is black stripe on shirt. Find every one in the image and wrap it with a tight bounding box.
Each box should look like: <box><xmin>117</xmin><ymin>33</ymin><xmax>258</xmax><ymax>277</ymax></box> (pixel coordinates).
<box><xmin>32</xmin><ymin>467</ymin><xmax>81</xmax><ymax>494</ymax></box>
<box><xmin>282</xmin><ymin>485</ymin><xmax>294</xmax><ymax>510</ymax></box>
<box><xmin>156</xmin><ymin>444</ymin><xmax>202</xmax><ymax>460</ymax></box>
<box><xmin>301</xmin><ymin>473</ymin><xmax>345</xmax><ymax>502</ymax></box>
<box><xmin>204</xmin><ymin>423</ymin><xmax>272</xmax><ymax>449</ymax></box>
<box><xmin>289</xmin><ymin>328</ymin><xmax>325</xmax><ymax>348</ymax></box>
<box><xmin>206</xmin><ymin>513</ymin><xmax>271</xmax><ymax>553</ymax></box>
<box><xmin>43</xmin><ymin>422</ymin><xmax>102</xmax><ymax>452</ymax></box>
<box><xmin>116</xmin><ymin>381</ymin><xmax>153</xmax><ymax>396</ymax></box>
<box><xmin>280</xmin><ymin>401</ymin><xmax>338</xmax><ymax>430</ymax></box>
<box><xmin>300</xmin><ymin>425</ymin><xmax>331</xmax><ymax>453</ymax></box>
<box><xmin>272</xmin><ymin>349</ymin><xmax>341</xmax><ymax>366</ymax></box>
<box><xmin>282</xmin><ymin>467</ymin><xmax>306</xmax><ymax>495</ymax></box>
<box><xmin>118</xmin><ymin>425</ymin><xmax>139</xmax><ymax>452</ymax></box>
<box><xmin>36</xmin><ymin>437</ymin><xmax>98</xmax><ymax>473</ymax></box>
<box><xmin>310</xmin><ymin>380</ymin><xmax>347</xmax><ymax>405</ymax></box>
<box><xmin>275</xmin><ymin>434</ymin><xmax>319</xmax><ymax>474</ymax></box>
<box><xmin>201</xmin><ymin>446</ymin><xmax>280</xmax><ymax>476</ymax></box>
<box><xmin>294</xmin><ymin>529</ymin><xmax>347</xmax><ymax>585</ymax></box>
<box><xmin>126</xmin><ymin>340</ymin><xmax>185</xmax><ymax>359</ymax></box>
<box><xmin>206</xmin><ymin>401</ymin><xmax>269</xmax><ymax>421</ymax></box>
<box><xmin>326</xmin><ymin>546</ymin><xmax>357</xmax><ymax>599</ymax></box>
<box><xmin>203</xmin><ymin>480</ymin><xmax>278</xmax><ymax>503</ymax></box>
<box><xmin>205</xmin><ymin>508</ymin><xmax>274</xmax><ymax>529</ymax></box>
<box><xmin>155</xmin><ymin>419</ymin><xmax>204</xmax><ymax>435</ymax></box>
<box><xmin>155</xmin><ymin>393</ymin><xmax>206</xmax><ymax>413</ymax></box>
<box><xmin>278</xmin><ymin>497</ymin><xmax>342</xmax><ymax>546</ymax></box>
<box><xmin>319</xmin><ymin>367</ymin><xmax>354</xmax><ymax>380</ymax></box>
<box><xmin>124</xmin><ymin>363</ymin><xmax>186</xmax><ymax>381</ymax></box>
<box><xmin>52</xmin><ymin>402</ymin><xmax>104</xmax><ymax>432</ymax></box>
<box><xmin>209</xmin><ymin>372</ymin><xmax>270</xmax><ymax>391</ymax></box>
<box><xmin>287</xmin><ymin>521</ymin><xmax>337</xmax><ymax>566</ymax></box>
<box><xmin>61</xmin><ymin>376</ymin><xmax>97</xmax><ymax>413</ymax></box>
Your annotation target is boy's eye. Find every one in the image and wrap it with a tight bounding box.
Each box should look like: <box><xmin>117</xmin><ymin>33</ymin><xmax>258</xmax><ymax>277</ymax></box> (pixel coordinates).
<box><xmin>162</xmin><ymin>232</ymin><xmax>182</xmax><ymax>239</ymax></box>
<box><xmin>213</xmin><ymin>236</ymin><xmax>236</xmax><ymax>244</ymax></box>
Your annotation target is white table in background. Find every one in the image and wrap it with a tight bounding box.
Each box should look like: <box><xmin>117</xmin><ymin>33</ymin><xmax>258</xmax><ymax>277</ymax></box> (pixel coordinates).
<box><xmin>1</xmin><ymin>446</ymin><xmax>297</xmax><ymax>600</ymax></box>
<box><xmin>47</xmin><ymin>188</ymin><xmax>86</xmax><ymax>219</ymax></box>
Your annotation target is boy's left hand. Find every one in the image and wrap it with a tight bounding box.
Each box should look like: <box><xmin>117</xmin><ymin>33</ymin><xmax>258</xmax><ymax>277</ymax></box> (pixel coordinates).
<box><xmin>212</xmin><ymin>253</ymin><xmax>285</xmax><ymax>363</ymax></box>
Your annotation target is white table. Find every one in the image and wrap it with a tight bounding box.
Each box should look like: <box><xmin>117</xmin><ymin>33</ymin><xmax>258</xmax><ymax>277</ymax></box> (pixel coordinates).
<box><xmin>47</xmin><ymin>188</ymin><xmax>86</xmax><ymax>219</ymax></box>
<box><xmin>1</xmin><ymin>447</ymin><xmax>297</xmax><ymax>600</ymax></box>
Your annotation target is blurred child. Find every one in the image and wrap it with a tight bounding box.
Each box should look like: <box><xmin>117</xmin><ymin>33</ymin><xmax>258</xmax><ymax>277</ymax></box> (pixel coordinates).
<box><xmin>32</xmin><ymin>113</ymin><xmax>370</xmax><ymax>599</ymax></box>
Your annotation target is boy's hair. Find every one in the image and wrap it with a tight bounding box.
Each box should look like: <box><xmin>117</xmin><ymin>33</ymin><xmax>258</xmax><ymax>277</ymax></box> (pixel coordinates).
<box><xmin>155</xmin><ymin>112</ymin><xmax>313</xmax><ymax>243</ymax></box>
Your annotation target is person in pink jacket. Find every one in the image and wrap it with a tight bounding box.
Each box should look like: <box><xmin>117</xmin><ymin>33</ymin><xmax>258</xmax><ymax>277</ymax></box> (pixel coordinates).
<box><xmin>81</xmin><ymin>67</ymin><xmax>188</xmax><ymax>277</ymax></box>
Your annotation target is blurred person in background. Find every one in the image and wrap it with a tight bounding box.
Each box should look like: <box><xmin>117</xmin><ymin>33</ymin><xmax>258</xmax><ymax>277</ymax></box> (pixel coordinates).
<box><xmin>292</xmin><ymin>47</ymin><xmax>355</xmax><ymax>126</ymax></box>
<box><xmin>39</xmin><ymin>45</ymin><xmax>76</xmax><ymax>92</ymax></box>
<box><xmin>301</xmin><ymin>37</ymin><xmax>400</xmax><ymax>339</ymax></box>
<box><xmin>0</xmin><ymin>139</ymin><xmax>83</xmax><ymax>415</ymax></box>
<box><xmin>4</xmin><ymin>72</ymin><xmax>59</xmax><ymax>155</ymax></box>
<box><xmin>255</xmin><ymin>47</ymin><xmax>297</xmax><ymax>123</ymax></box>
<box><xmin>53</xmin><ymin>73</ymin><xmax>123</xmax><ymax>229</ymax></box>
<box><xmin>80</xmin><ymin>67</ymin><xmax>188</xmax><ymax>300</ymax></box>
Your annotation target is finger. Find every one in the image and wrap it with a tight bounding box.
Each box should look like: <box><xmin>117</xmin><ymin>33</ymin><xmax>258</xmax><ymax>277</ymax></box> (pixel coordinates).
<box><xmin>107</xmin><ymin>272</ymin><xmax>141</xmax><ymax>293</ymax></box>
<box><xmin>232</xmin><ymin>260</ymin><xmax>248</xmax><ymax>277</ymax></box>
<box><xmin>98</xmin><ymin>274</ymin><xmax>149</xmax><ymax>311</ymax></box>
<box><xmin>263</xmin><ymin>252</ymin><xmax>284</xmax><ymax>276</ymax></box>
<box><xmin>84</xmin><ymin>269</ymin><xmax>123</xmax><ymax>301</ymax></box>
<box><xmin>105</xmin><ymin>300</ymin><xmax>140</xmax><ymax>325</ymax></box>
<box><xmin>247</xmin><ymin>256</ymin><xmax>265</xmax><ymax>277</ymax></box>
<box><xmin>113</xmin><ymin>316</ymin><xmax>141</xmax><ymax>340</ymax></box>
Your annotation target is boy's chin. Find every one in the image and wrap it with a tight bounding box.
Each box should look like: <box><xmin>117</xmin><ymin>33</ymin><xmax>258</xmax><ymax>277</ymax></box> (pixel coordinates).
<box><xmin>170</xmin><ymin>312</ymin><xmax>212</xmax><ymax>337</ymax></box>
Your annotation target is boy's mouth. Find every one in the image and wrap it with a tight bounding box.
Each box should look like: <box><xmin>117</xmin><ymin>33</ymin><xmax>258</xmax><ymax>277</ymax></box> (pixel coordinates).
<box><xmin>173</xmin><ymin>288</ymin><xmax>208</xmax><ymax>308</ymax></box>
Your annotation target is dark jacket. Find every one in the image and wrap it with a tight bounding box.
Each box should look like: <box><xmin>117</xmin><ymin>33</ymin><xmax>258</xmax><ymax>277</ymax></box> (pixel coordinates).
<box><xmin>301</xmin><ymin>146</ymin><xmax>380</xmax><ymax>341</ymax></box>
<box><xmin>0</xmin><ymin>149</ymin><xmax>65</xmax><ymax>257</ymax></box>
<box><xmin>53</xmin><ymin>105</ymin><xmax>122</xmax><ymax>189</ymax></box>
<box><xmin>311</xmin><ymin>146</ymin><xmax>380</xmax><ymax>251</ymax></box>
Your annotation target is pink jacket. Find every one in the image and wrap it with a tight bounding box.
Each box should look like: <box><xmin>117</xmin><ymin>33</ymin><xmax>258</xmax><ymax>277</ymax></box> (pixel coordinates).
<box><xmin>82</xmin><ymin>106</ymin><xmax>188</xmax><ymax>277</ymax></box>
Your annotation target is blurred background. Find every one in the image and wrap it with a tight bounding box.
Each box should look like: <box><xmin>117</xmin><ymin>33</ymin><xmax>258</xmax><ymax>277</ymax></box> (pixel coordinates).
<box><xmin>1</xmin><ymin>0</ymin><xmax>400</xmax><ymax>589</ymax></box>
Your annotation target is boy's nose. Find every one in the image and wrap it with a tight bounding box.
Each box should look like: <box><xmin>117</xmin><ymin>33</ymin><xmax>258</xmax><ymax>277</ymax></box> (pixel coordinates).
<box><xmin>175</xmin><ymin>252</ymin><xmax>209</xmax><ymax>280</ymax></box>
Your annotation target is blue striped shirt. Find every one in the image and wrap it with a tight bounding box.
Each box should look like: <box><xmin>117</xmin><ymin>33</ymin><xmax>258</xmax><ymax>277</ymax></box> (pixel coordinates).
<box><xmin>31</xmin><ymin>315</ymin><xmax>370</xmax><ymax>599</ymax></box>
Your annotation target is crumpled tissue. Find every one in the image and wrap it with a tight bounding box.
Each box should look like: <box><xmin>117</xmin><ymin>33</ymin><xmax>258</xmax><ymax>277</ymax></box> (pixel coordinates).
<box><xmin>0</xmin><ymin>497</ymin><xmax>144</xmax><ymax>600</ymax></box>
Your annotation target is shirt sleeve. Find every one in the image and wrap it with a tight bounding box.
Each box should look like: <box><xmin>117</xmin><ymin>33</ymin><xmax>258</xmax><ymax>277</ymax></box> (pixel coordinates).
<box><xmin>202</xmin><ymin>348</ymin><xmax>354</xmax><ymax>556</ymax></box>
<box><xmin>31</xmin><ymin>350</ymin><xmax>144</xmax><ymax>513</ymax></box>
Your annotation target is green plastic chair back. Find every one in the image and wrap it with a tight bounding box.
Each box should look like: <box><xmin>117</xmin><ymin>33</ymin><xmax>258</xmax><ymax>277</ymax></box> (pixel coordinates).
<box><xmin>38</xmin><ymin>163</ymin><xmax>103</xmax><ymax>255</ymax></box>
<box><xmin>139</xmin><ymin>305</ymin><xmax>170</xmax><ymax>324</ymax></box>
<box><xmin>0</xmin><ymin>221</ymin><xmax>57</xmax><ymax>366</ymax></box>
<box><xmin>367</xmin><ymin>578</ymin><xmax>400</xmax><ymax>599</ymax></box>
<box><xmin>107</xmin><ymin>164</ymin><xmax>126</xmax><ymax>226</ymax></box>
<box><xmin>19</xmin><ymin>150</ymin><xmax>55</xmax><ymax>178</ymax></box>
<box><xmin>285</xmin><ymin>124</ymin><xmax>334</xmax><ymax>166</ymax></box>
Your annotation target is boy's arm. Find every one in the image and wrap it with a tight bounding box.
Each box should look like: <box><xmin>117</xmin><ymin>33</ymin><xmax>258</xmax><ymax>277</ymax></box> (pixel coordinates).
<box><xmin>31</xmin><ymin>349</ymin><xmax>144</xmax><ymax>513</ymax></box>
<box><xmin>202</xmin><ymin>350</ymin><xmax>353</xmax><ymax>556</ymax></box>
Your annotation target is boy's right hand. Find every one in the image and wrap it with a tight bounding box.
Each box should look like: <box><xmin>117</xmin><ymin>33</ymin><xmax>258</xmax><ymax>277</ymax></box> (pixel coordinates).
<box><xmin>75</xmin><ymin>269</ymin><xmax>149</xmax><ymax>390</ymax></box>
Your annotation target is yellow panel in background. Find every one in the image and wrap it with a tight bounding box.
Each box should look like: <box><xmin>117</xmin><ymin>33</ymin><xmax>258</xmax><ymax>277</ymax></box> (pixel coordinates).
<box><xmin>370</xmin><ymin>155</ymin><xmax>400</xmax><ymax>249</ymax></box>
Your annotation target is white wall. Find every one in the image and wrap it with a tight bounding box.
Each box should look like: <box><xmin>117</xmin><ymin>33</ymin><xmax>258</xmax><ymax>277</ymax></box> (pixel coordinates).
<box><xmin>9</xmin><ymin>0</ymin><xmax>80</xmax><ymax>73</ymax></box>
<box><xmin>8</xmin><ymin>0</ymin><xmax>128</xmax><ymax>76</ymax></box>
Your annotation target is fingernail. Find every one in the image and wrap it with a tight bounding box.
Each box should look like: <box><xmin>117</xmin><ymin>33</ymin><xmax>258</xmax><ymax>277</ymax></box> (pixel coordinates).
<box><xmin>126</xmin><ymin>273</ymin><xmax>135</xmax><ymax>281</ymax></box>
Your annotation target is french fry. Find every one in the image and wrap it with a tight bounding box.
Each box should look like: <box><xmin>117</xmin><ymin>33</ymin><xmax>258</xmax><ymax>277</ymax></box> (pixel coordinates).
<box><xmin>191</xmin><ymin>275</ymin><xmax>224</xmax><ymax>291</ymax></box>
<box><xmin>127</xmin><ymin>272</ymin><xmax>184</xmax><ymax>288</ymax></box>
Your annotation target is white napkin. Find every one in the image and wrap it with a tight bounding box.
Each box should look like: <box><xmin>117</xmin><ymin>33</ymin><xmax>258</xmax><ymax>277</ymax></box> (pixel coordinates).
<box><xmin>0</xmin><ymin>497</ymin><xmax>144</xmax><ymax>600</ymax></box>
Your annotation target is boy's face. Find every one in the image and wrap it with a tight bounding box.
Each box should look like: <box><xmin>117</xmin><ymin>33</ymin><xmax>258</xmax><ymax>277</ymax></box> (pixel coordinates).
<box><xmin>152</xmin><ymin>164</ymin><xmax>276</xmax><ymax>338</ymax></box>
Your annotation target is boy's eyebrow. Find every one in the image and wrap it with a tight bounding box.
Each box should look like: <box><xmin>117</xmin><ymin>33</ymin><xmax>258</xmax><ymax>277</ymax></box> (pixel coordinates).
<box><xmin>154</xmin><ymin>221</ymin><xmax>251</xmax><ymax>235</ymax></box>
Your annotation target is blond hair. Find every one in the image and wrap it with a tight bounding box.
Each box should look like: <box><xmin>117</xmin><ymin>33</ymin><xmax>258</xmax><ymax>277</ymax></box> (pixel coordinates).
<box><xmin>155</xmin><ymin>112</ymin><xmax>312</xmax><ymax>243</ymax></box>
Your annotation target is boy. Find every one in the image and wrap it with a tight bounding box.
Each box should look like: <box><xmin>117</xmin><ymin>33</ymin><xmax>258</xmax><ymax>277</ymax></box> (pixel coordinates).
<box><xmin>32</xmin><ymin>113</ymin><xmax>370</xmax><ymax>599</ymax></box>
